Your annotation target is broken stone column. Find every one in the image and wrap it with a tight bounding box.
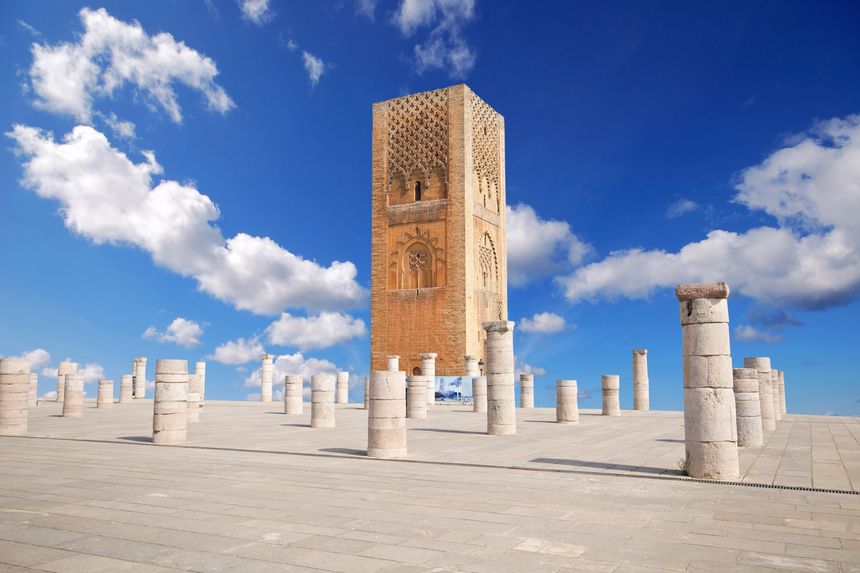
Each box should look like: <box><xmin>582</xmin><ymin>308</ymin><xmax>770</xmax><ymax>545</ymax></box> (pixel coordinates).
<box><xmin>195</xmin><ymin>361</ymin><xmax>206</xmax><ymax>407</ymax></box>
<box><xmin>771</xmin><ymin>370</ymin><xmax>781</xmax><ymax>422</ymax></box>
<box><xmin>406</xmin><ymin>375</ymin><xmax>429</xmax><ymax>419</ymax></box>
<box><xmin>363</xmin><ymin>376</ymin><xmax>369</xmax><ymax>409</ymax></box>
<box><xmin>152</xmin><ymin>359</ymin><xmax>188</xmax><ymax>444</ymax></box>
<box><xmin>556</xmin><ymin>379</ymin><xmax>579</xmax><ymax>423</ymax></box>
<box><xmin>601</xmin><ymin>375</ymin><xmax>620</xmax><ymax>416</ymax></box>
<box><xmin>367</xmin><ymin>370</ymin><xmax>407</xmax><ymax>458</ymax></box>
<box><xmin>676</xmin><ymin>282</ymin><xmax>739</xmax><ymax>481</ymax></box>
<box><xmin>633</xmin><ymin>348</ymin><xmax>650</xmax><ymax>411</ymax></box>
<box><xmin>0</xmin><ymin>358</ymin><xmax>29</xmax><ymax>435</ymax></box>
<box><xmin>97</xmin><ymin>379</ymin><xmax>114</xmax><ymax>409</ymax></box>
<box><xmin>336</xmin><ymin>371</ymin><xmax>349</xmax><ymax>404</ymax></box>
<box><xmin>472</xmin><ymin>376</ymin><xmax>487</xmax><ymax>413</ymax></box>
<box><xmin>779</xmin><ymin>370</ymin><xmax>786</xmax><ymax>416</ymax></box>
<box><xmin>119</xmin><ymin>374</ymin><xmax>133</xmax><ymax>403</ymax></box>
<box><xmin>261</xmin><ymin>354</ymin><xmax>273</xmax><ymax>402</ymax></box>
<box><xmin>56</xmin><ymin>361</ymin><xmax>76</xmax><ymax>402</ymax></box>
<box><xmin>464</xmin><ymin>355</ymin><xmax>479</xmax><ymax>377</ymax></box>
<box><xmin>420</xmin><ymin>353</ymin><xmax>436</xmax><ymax>407</ymax></box>
<box><xmin>732</xmin><ymin>367</ymin><xmax>763</xmax><ymax>448</ymax></box>
<box><xmin>186</xmin><ymin>373</ymin><xmax>200</xmax><ymax>423</ymax></box>
<box><xmin>743</xmin><ymin>357</ymin><xmax>775</xmax><ymax>433</ymax></box>
<box><xmin>311</xmin><ymin>374</ymin><xmax>335</xmax><ymax>428</ymax></box>
<box><xmin>519</xmin><ymin>374</ymin><xmax>534</xmax><ymax>408</ymax></box>
<box><xmin>284</xmin><ymin>375</ymin><xmax>303</xmax><ymax>415</ymax></box>
<box><xmin>484</xmin><ymin>321</ymin><xmax>516</xmax><ymax>436</ymax></box>
<box><xmin>133</xmin><ymin>357</ymin><xmax>147</xmax><ymax>398</ymax></box>
<box><xmin>62</xmin><ymin>374</ymin><xmax>84</xmax><ymax>418</ymax></box>
<box><xmin>28</xmin><ymin>373</ymin><xmax>38</xmax><ymax>408</ymax></box>
<box><xmin>386</xmin><ymin>355</ymin><xmax>399</xmax><ymax>372</ymax></box>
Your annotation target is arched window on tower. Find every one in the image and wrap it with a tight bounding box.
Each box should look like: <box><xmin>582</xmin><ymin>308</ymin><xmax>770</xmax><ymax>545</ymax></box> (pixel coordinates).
<box><xmin>414</xmin><ymin>181</ymin><xmax>422</xmax><ymax>202</ymax></box>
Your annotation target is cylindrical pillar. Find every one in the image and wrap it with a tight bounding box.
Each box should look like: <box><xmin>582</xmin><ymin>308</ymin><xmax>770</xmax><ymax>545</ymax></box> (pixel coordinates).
<box><xmin>133</xmin><ymin>357</ymin><xmax>147</xmax><ymax>398</ymax></box>
<box><xmin>152</xmin><ymin>359</ymin><xmax>188</xmax><ymax>444</ymax></box>
<box><xmin>744</xmin><ymin>357</ymin><xmax>775</xmax><ymax>433</ymax></box>
<box><xmin>368</xmin><ymin>370</ymin><xmax>407</xmax><ymax>458</ymax></box>
<box><xmin>483</xmin><ymin>321</ymin><xmax>516</xmax><ymax>436</ymax></box>
<box><xmin>186</xmin><ymin>373</ymin><xmax>200</xmax><ymax>423</ymax></box>
<box><xmin>284</xmin><ymin>375</ymin><xmax>303</xmax><ymax>415</ymax></box>
<box><xmin>770</xmin><ymin>370</ymin><xmax>781</xmax><ymax>422</ymax></box>
<box><xmin>732</xmin><ymin>368</ymin><xmax>763</xmax><ymax>448</ymax></box>
<box><xmin>97</xmin><ymin>379</ymin><xmax>113</xmax><ymax>409</ymax></box>
<box><xmin>311</xmin><ymin>374</ymin><xmax>335</xmax><ymax>428</ymax></box>
<box><xmin>28</xmin><ymin>373</ymin><xmax>38</xmax><ymax>407</ymax></box>
<box><xmin>779</xmin><ymin>370</ymin><xmax>786</xmax><ymax>416</ymax></box>
<box><xmin>336</xmin><ymin>371</ymin><xmax>349</xmax><ymax>404</ymax></box>
<box><xmin>472</xmin><ymin>376</ymin><xmax>487</xmax><ymax>413</ymax></box>
<box><xmin>260</xmin><ymin>354</ymin><xmax>273</xmax><ymax>402</ymax></box>
<box><xmin>420</xmin><ymin>353</ymin><xmax>436</xmax><ymax>407</ymax></box>
<box><xmin>386</xmin><ymin>355</ymin><xmax>399</xmax><ymax>372</ymax></box>
<box><xmin>676</xmin><ymin>282</ymin><xmax>739</xmax><ymax>481</ymax></box>
<box><xmin>556</xmin><ymin>379</ymin><xmax>579</xmax><ymax>423</ymax></box>
<box><xmin>62</xmin><ymin>374</ymin><xmax>84</xmax><ymax>418</ymax></box>
<box><xmin>406</xmin><ymin>375</ymin><xmax>429</xmax><ymax>419</ymax></box>
<box><xmin>57</xmin><ymin>361</ymin><xmax>76</xmax><ymax>402</ymax></box>
<box><xmin>464</xmin><ymin>355</ymin><xmax>479</xmax><ymax>377</ymax></box>
<box><xmin>633</xmin><ymin>348</ymin><xmax>649</xmax><ymax>411</ymax></box>
<box><xmin>363</xmin><ymin>376</ymin><xmax>369</xmax><ymax>409</ymax></box>
<box><xmin>119</xmin><ymin>374</ymin><xmax>133</xmax><ymax>403</ymax></box>
<box><xmin>519</xmin><ymin>374</ymin><xmax>534</xmax><ymax>408</ymax></box>
<box><xmin>601</xmin><ymin>375</ymin><xmax>620</xmax><ymax>416</ymax></box>
<box><xmin>195</xmin><ymin>361</ymin><xmax>206</xmax><ymax>407</ymax></box>
<box><xmin>0</xmin><ymin>358</ymin><xmax>30</xmax><ymax>435</ymax></box>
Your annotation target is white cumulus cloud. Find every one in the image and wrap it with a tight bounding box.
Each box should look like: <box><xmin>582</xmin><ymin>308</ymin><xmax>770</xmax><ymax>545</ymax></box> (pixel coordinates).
<box><xmin>394</xmin><ymin>0</ymin><xmax>477</xmax><ymax>78</ymax></box>
<box><xmin>243</xmin><ymin>351</ymin><xmax>338</xmax><ymax>390</ymax></box>
<box><xmin>514</xmin><ymin>355</ymin><xmax>546</xmax><ymax>377</ymax></box>
<box><xmin>28</xmin><ymin>7</ymin><xmax>234</xmax><ymax>123</ymax></box>
<box><xmin>519</xmin><ymin>312</ymin><xmax>566</xmax><ymax>334</ymax></box>
<box><xmin>302</xmin><ymin>51</ymin><xmax>325</xmax><ymax>86</ymax></box>
<box><xmin>665</xmin><ymin>198</ymin><xmax>699</xmax><ymax>218</ymax></box>
<box><xmin>734</xmin><ymin>325</ymin><xmax>782</xmax><ymax>344</ymax></box>
<box><xmin>1</xmin><ymin>348</ymin><xmax>52</xmax><ymax>370</ymax></box>
<box><xmin>7</xmin><ymin>124</ymin><xmax>367</xmax><ymax>315</ymax></box>
<box><xmin>239</xmin><ymin>0</ymin><xmax>274</xmax><ymax>25</ymax></box>
<box><xmin>266</xmin><ymin>312</ymin><xmax>367</xmax><ymax>351</ymax></box>
<box><xmin>143</xmin><ymin>317</ymin><xmax>203</xmax><ymax>347</ymax></box>
<box><xmin>208</xmin><ymin>336</ymin><xmax>264</xmax><ymax>365</ymax></box>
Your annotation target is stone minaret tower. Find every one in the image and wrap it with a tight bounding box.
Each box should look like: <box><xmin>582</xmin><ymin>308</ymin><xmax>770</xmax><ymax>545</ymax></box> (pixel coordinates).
<box><xmin>370</xmin><ymin>85</ymin><xmax>508</xmax><ymax>376</ymax></box>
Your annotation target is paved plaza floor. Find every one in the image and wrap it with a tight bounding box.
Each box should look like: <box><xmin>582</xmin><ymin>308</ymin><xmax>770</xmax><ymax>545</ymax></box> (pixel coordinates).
<box><xmin>1</xmin><ymin>400</ymin><xmax>859</xmax><ymax>572</ymax></box>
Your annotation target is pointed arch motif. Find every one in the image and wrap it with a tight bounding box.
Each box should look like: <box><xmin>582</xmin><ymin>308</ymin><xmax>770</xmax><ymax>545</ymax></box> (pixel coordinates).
<box><xmin>478</xmin><ymin>232</ymin><xmax>499</xmax><ymax>294</ymax></box>
<box><xmin>389</xmin><ymin>226</ymin><xmax>446</xmax><ymax>289</ymax></box>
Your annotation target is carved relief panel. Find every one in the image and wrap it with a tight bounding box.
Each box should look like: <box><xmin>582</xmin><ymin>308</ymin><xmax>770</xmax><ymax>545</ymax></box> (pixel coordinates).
<box><xmin>471</xmin><ymin>92</ymin><xmax>501</xmax><ymax>213</ymax></box>
<box><xmin>388</xmin><ymin>225</ymin><xmax>447</xmax><ymax>290</ymax></box>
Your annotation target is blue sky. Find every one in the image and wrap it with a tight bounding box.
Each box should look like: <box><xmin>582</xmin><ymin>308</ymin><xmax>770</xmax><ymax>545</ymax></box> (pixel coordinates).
<box><xmin>1</xmin><ymin>1</ymin><xmax>858</xmax><ymax>414</ymax></box>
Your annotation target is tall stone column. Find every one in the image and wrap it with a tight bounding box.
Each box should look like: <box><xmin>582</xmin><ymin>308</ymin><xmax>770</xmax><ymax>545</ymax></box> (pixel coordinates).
<box><xmin>406</xmin><ymin>375</ymin><xmax>429</xmax><ymax>419</ymax></box>
<box><xmin>186</xmin><ymin>373</ymin><xmax>200</xmax><ymax>423</ymax></box>
<box><xmin>311</xmin><ymin>374</ymin><xmax>335</xmax><ymax>428</ymax></box>
<box><xmin>363</xmin><ymin>376</ymin><xmax>369</xmax><ymax>409</ymax></box>
<box><xmin>62</xmin><ymin>374</ymin><xmax>84</xmax><ymax>418</ymax></box>
<box><xmin>28</xmin><ymin>373</ymin><xmax>38</xmax><ymax>407</ymax></box>
<box><xmin>119</xmin><ymin>374</ymin><xmax>133</xmax><ymax>403</ymax></box>
<box><xmin>260</xmin><ymin>354</ymin><xmax>273</xmax><ymax>402</ymax></box>
<box><xmin>519</xmin><ymin>374</ymin><xmax>534</xmax><ymax>408</ymax></box>
<box><xmin>632</xmin><ymin>348</ymin><xmax>650</xmax><ymax>411</ymax></box>
<box><xmin>152</xmin><ymin>359</ymin><xmax>188</xmax><ymax>444</ymax></box>
<box><xmin>472</xmin><ymin>376</ymin><xmax>487</xmax><ymax>413</ymax></box>
<box><xmin>195</xmin><ymin>361</ymin><xmax>206</xmax><ymax>406</ymax></box>
<box><xmin>733</xmin><ymin>368</ymin><xmax>763</xmax><ymax>447</ymax></box>
<box><xmin>420</xmin><ymin>353</ymin><xmax>436</xmax><ymax>407</ymax></box>
<box><xmin>556</xmin><ymin>380</ymin><xmax>579</xmax><ymax>423</ymax></box>
<box><xmin>336</xmin><ymin>371</ymin><xmax>349</xmax><ymax>404</ymax></box>
<box><xmin>778</xmin><ymin>370</ymin><xmax>786</xmax><ymax>416</ymax></box>
<box><xmin>57</xmin><ymin>361</ymin><xmax>76</xmax><ymax>402</ymax></box>
<box><xmin>284</xmin><ymin>375</ymin><xmax>303</xmax><ymax>415</ymax></box>
<box><xmin>368</xmin><ymin>370</ymin><xmax>407</xmax><ymax>458</ymax></box>
<box><xmin>464</xmin><ymin>355</ymin><xmax>479</xmax><ymax>377</ymax></box>
<box><xmin>744</xmin><ymin>357</ymin><xmax>775</xmax><ymax>432</ymax></box>
<box><xmin>97</xmin><ymin>379</ymin><xmax>113</xmax><ymax>409</ymax></box>
<box><xmin>771</xmin><ymin>370</ymin><xmax>781</xmax><ymax>422</ymax></box>
<box><xmin>133</xmin><ymin>357</ymin><xmax>147</xmax><ymax>398</ymax></box>
<box><xmin>676</xmin><ymin>282</ymin><xmax>739</xmax><ymax>481</ymax></box>
<box><xmin>386</xmin><ymin>355</ymin><xmax>399</xmax><ymax>372</ymax></box>
<box><xmin>0</xmin><ymin>358</ymin><xmax>29</xmax><ymax>435</ymax></box>
<box><xmin>601</xmin><ymin>375</ymin><xmax>620</xmax><ymax>416</ymax></box>
<box><xmin>483</xmin><ymin>321</ymin><xmax>516</xmax><ymax>436</ymax></box>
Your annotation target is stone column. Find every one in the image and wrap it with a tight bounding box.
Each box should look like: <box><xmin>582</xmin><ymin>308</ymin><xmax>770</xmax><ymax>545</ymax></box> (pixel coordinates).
<box><xmin>133</xmin><ymin>357</ymin><xmax>147</xmax><ymax>398</ymax></box>
<box><xmin>464</xmin><ymin>355</ymin><xmax>479</xmax><ymax>377</ymax></box>
<box><xmin>633</xmin><ymin>348</ymin><xmax>650</xmax><ymax>411</ymax></box>
<box><xmin>420</xmin><ymin>353</ymin><xmax>436</xmax><ymax>407</ymax></box>
<box><xmin>311</xmin><ymin>374</ymin><xmax>335</xmax><ymax>428</ymax></box>
<box><xmin>732</xmin><ymin>368</ymin><xmax>763</xmax><ymax>448</ymax></box>
<box><xmin>744</xmin><ymin>357</ymin><xmax>775</xmax><ymax>433</ymax></box>
<box><xmin>57</xmin><ymin>361</ymin><xmax>76</xmax><ymax>402</ymax></box>
<box><xmin>771</xmin><ymin>370</ymin><xmax>781</xmax><ymax>422</ymax></box>
<box><xmin>336</xmin><ymin>371</ymin><xmax>349</xmax><ymax>404</ymax></box>
<box><xmin>363</xmin><ymin>376</ymin><xmax>369</xmax><ymax>409</ymax></box>
<box><xmin>152</xmin><ymin>359</ymin><xmax>188</xmax><ymax>444</ymax></box>
<box><xmin>186</xmin><ymin>373</ymin><xmax>200</xmax><ymax>423</ymax></box>
<box><xmin>676</xmin><ymin>282</ymin><xmax>739</xmax><ymax>481</ymax></box>
<box><xmin>472</xmin><ymin>376</ymin><xmax>487</xmax><ymax>413</ymax></box>
<box><xmin>97</xmin><ymin>379</ymin><xmax>113</xmax><ymax>409</ymax></box>
<box><xmin>406</xmin><ymin>375</ymin><xmax>429</xmax><ymax>419</ymax></box>
<box><xmin>519</xmin><ymin>374</ymin><xmax>534</xmax><ymax>408</ymax></box>
<box><xmin>368</xmin><ymin>370</ymin><xmax>407</xmax><ymax>458</ymax></box>
<box><xmin>0</xmin><ymin>358</ymin><xmax>29</xmax><ymax>435</ymax></box>
<box><xmin>601</xmin><ymin>375</ymin><xmax>620</xmax><ymax>416</ymax></box>
<box><xmin>119</xmin><ymin>375</ymin><xmax>133</xmax><ymax>403</ymax></box>
<box><xmin>483</xmin><ymin>321</ymin><xmax>516</xmax><ymax>436</ymax></box>
<box><xmin>779</xmin><ymin>370</ymin><xmax>786</xmax><ymax>416</ymax></box>
<box><xmin>284</xmin><ymin>375</ymin><xmax>303</xmax><ymax>415</ymax></box>
<box><xmin>386</xmin><ymin>355</ymin><xmax>399</xmax><ymax>372</ymax></box>
<box><xmin>28</xmin><ymin>373</ymin><xmax>38</xmax><ymax>407</ymax></box>
<box><xmin>556</xmin><ymin>379</ymin><xmax>579</xmax><ymax>423</ymax></box>
<box><xmin>195</xmin><ymin>361</ymin><xmax>206</xmax><ymax>406</ymax></box>
<box><xmin>62</xmin><ymin>374</ymin><xmax>84</xmax><ymax>418</ymax></box>
<box><xmin>261</xmin><ymin>354</ymin><xmax>273</xmax><ymax>402</ymax></box>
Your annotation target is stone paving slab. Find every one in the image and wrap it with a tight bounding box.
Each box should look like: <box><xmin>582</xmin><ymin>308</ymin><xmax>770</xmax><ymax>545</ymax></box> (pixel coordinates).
<box><xmin>0</xmin><ymin>400</ymin><xmax>858</xmax><ymax>571</ymax></box>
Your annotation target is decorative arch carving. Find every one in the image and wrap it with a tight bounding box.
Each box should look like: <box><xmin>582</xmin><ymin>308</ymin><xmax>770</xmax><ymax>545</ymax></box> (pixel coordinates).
<box><xmin>471</xmin><ymin>92</ymin><xmax>501</xmax><ymax>213</ymax></box>
<box><xmin>478</xmin><ymin>232</ymin><xmax>499</xmax><ymax>294</ymax></box>
<box><xmin>389</xmin><ymin>226</ymin><xmax>446</xmax><ymax>289</ymax></box>
<box><xmin>386</xmin><ymin>89</ymin><xmax>449</xmax><ymax>196</ymax></box>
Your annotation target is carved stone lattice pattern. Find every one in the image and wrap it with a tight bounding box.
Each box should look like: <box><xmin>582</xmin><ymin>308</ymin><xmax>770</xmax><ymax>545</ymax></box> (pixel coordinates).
<box><xmin>387</xmin><ymin>89</ymin><xmax>448</xmax><ymax>186</ymax></box>
<box><xmin>408</xmin><ymin>249</ymin><xmax>428</xmax><ymax>271</ymax></box>
<box><xmin>478</xmin><ymin>232</ymin><xmax>499</xmax><ymax>293</ymax></box>
<box><xmin>471</xmin><ymin>92</ymin><xmax>500</xmax><ymax>197</ymax></box>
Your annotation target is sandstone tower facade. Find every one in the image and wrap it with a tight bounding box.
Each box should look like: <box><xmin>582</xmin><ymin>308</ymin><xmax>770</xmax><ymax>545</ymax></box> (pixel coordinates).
<box><xmin>371</xmin><ymin>85</ymin><xmax>508</xmax><ymax>376</ymax></box>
